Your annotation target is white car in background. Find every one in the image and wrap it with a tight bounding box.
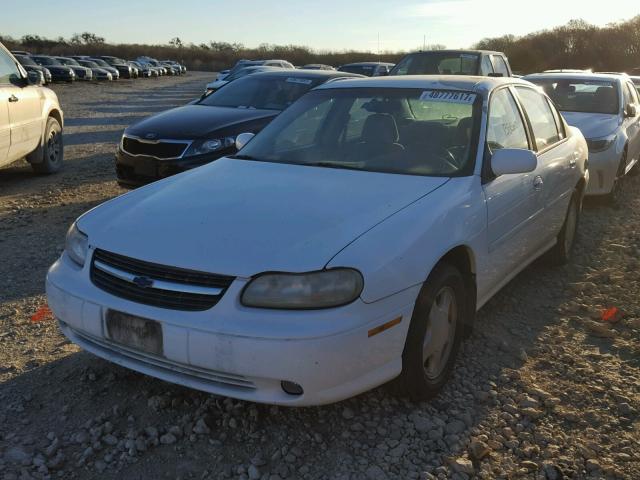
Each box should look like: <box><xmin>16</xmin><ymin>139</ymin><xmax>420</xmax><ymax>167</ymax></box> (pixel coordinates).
<box><xmin>0</xmin><ymin>42</ymin><xmax>64</xmax><ymax>174</ymax></box>
<box><xmin>47</xmin><ymin>76</ymin><xmax>587</xmax><ymax>406</ymax></box>
<box><xmin>525</xmin><ymin>73</ymin><xmax>640</xmax><ymax>201</ymax></box>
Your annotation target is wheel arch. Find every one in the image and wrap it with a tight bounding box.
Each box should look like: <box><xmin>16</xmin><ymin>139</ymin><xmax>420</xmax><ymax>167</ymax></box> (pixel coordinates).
<box><xmin>431</xmin><ymin>245</ymin><xmax>477</xmax><ymax>336</ymax></box>
<box><xmin>48</xmin><ymin>108</ymin><xmax>63</xmax><ymax>129</ymax></box>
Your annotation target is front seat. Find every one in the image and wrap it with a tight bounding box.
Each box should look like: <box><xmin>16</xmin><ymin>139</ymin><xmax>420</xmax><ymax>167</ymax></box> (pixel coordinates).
<box><xmin>355</xmin><ymin>113</ymin><xmax>404</xmax><ymax>160</ymax></box>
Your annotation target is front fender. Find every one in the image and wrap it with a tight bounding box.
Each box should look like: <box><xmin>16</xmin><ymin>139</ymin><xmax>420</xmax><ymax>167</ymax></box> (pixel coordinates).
<box><xmin>326</xmin><ymin>176</ymin><xmax>486</xmax><ymax>303</ymax></box>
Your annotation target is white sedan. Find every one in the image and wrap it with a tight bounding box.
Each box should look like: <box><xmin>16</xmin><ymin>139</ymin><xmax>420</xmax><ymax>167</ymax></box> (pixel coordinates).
<box><xmin>525</xmin><ymin>73</ymin><xmax>640</xmax><ymax>201</ymax></box>
<box><xmin>46</xmin><ymin>76</ymin><xmax>588</xmax><ymax>406</ymax></box>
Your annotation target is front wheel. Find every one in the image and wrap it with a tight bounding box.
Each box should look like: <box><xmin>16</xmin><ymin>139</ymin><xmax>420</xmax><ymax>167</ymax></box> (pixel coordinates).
<box><xmin>605</xmin><ymin>150</ymin><xmax>627</xmax><ymax>206</ymax></box>
<box><xmin>30</xmin><ymin>117</ymin><xmax>63</xmax><ymax>174</ymax></box>
<box><xmin>393</xmin><ymin>263</ymin><xmax>465</xmax><ymax>400</ymax></box>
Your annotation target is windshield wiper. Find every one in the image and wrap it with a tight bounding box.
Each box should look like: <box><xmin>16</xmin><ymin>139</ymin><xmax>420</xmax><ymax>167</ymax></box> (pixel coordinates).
<box><xmin>306</xmin><ymin>161</ymin><xmax>364</xmax><ymax>171</ymax></box>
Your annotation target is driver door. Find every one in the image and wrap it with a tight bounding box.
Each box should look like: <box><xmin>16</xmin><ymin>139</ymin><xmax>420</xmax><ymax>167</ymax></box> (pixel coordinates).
<box><xmin>480</xmin><ymin>87</ymin><xmax>542</xmax><ymax>299</ymax></box>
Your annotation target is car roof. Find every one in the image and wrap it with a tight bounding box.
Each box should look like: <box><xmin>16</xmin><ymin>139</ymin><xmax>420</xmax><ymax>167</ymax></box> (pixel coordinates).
<box><xmin>314</xmin><ymin>75</ymin><xmax>530</xmax><ymax>93</ymax></box>
<box><xmin>403</xmin><ymin>49</ymin><xmax>504</xmax><ymax>55</ymax></box>
<box><xmin>340</xmin><ymin>62</ymin><xmax>395</xmax><ymax>67</ymax></box>
<box><xmin>524</xmin><ymin>72</ymin><xmax>626</xmax><ymax>83</ymax></box>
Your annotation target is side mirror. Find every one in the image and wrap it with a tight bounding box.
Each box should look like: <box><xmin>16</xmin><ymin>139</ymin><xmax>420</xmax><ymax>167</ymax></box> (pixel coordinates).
<box><xmin>27</xmin><ymin>70</ymin><xmax>43</xmax><ymax>86</ymax></box>
<box><xmin>625</xmin><ymin>103</ymin><xmax>637</xmax><ymax>117</ymax></box>
<box><xmin>491</xmin><ymin>148</ymin><xmax>537</xmax><ymax>176</ymax></box>
<box><xmin>235</xmin><ymin>132</ymin><xmax>255</xmax><ymax>150</ymax></box>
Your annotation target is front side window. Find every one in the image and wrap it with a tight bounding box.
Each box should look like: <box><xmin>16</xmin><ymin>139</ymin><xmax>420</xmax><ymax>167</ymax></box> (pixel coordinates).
<box><xmin>491</xmin><ymin>56</ymin><xmax>510</xmax><ymax>77</ymax></box>
<box><xmin>486</xmin><ymin>88</ymin><xmax>529</xmax><ymax>151</ymax></box>
<box><xmin>527</xmin><ymin>78</ymin><xmax>619</xmax><ymax>115</ymax></box>
<box><xmin>199</xmin><ymin>75</ymin><xmax>323</xmax><ymax>111</ymax></box>
<box><xmin>236</xmin><ymin>87</ymin><xmax>480</xmax><ymax>177</ymax></box>
<box><xmin>391</xmin><ymin>52</ymin><xmax>479</xmax><ymax>76</ymax></box>
<box><xmin>480</xmin><ymin>56</ymin><xmax>494</xmax><ymax>76</ymax></box>
<box><xmin>515</xmin><ymin>87</ymin><xmax>562</xmax><ymax>150</ymax></box>
<box><xmin>0</xmin><ymin>50</ymin><xmax>21</xmax><ymax>84</ymax></box>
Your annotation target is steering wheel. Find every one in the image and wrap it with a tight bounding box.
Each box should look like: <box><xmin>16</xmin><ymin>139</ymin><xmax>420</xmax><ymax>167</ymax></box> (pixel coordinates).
<box><xmin>429</xmin><ymin>146</ymin><xmax>461</xmax><ymax>173</ymax></box>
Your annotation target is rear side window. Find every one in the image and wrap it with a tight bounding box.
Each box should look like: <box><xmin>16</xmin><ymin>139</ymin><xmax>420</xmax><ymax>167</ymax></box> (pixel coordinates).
<box><xmin>487</xmin><ymin>88</ymin><xmax>529</xmax><ymax>151</ymax></box>
<box><xmin>515</xmin><ymin>87</ymin><xmax>562</xmax><ymax>150</ymax></box>
<box><xmin>490</xmin><ymin>55</ymin><xmax>510</xmax><ymax>77</ymax></box>
<box><xmin>546</xmin><ymin>98</ymin><xmax>566</xmax><ymax>140</ymax></box>
<box><xmin>0</xmin><ymin>49</ymin><xmax>21</xmax><ymax>84</ymax></box>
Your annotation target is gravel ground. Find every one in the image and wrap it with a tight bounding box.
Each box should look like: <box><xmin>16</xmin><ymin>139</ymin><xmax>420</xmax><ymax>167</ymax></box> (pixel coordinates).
<box><xmin>1</xmin><ymin>73</ymin><xmax>639</xmax><ymax>480</ymax></box>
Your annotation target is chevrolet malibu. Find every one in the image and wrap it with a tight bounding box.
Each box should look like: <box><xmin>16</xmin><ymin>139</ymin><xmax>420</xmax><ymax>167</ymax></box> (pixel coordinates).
<box><xmin>47</xmin><ymin>76</ymin><xmax>588</xmax><ymax>406</ymax></box>
<box><xmin>525</xmin><ymin>73</ymin><xmax>640</xmax><ymax>201</ymax></box>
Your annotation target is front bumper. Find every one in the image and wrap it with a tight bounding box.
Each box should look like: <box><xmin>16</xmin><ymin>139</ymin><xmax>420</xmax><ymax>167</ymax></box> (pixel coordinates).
<box><xmin>51</xmin><ymin>70</ymin><xmax>75</xmax><ymax>82</ymax></box>
<box><xmin>115</xmin><ymin>146</ymin><xmax>233</xmax><ymax>188</ymax></box>
<box><xmin>46</xmin><ymin>253</ymin><xmax>416</xmax><ymax>406</ymax></box>
<box><xmin>585</xmin><ymin>146</ymin><xmax>622</xmax><ymax>196</ymax></box>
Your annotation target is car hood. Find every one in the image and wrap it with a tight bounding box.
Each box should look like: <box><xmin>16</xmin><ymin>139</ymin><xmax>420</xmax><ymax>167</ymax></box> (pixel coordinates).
<box><xmin>47</xmin><ymin>65</ymin><xmax>74</xmax><ymax>73</ymax></box>
<box><xmin>561</xmin><ymin>111</ymin><xmax>621</xmax><ymax>139</ymax></box>
<box><xmin>126</xmin><ymin>105</ymin><xmax>278</xmax><ymax>139</ymax></box>
<box><xmin>78</xmin><ymin>158</ymin><xmax>449</xmax><ymax>277</ymax></box>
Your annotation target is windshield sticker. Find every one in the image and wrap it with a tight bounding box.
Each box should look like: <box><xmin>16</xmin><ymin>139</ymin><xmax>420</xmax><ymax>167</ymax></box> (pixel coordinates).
<box><xmin>286</xmin><ymin>77</ymin><xmax>313</xmax><ymax>85</ymax></box>
<box><xmin>460</xmin><ymin>54</ymin><xmax>477</xmax><ymax>59</ymax></box>
<box><xmin>419</xmin><ymin>90</ymin><xmax>477</xmax><ymax>104</ymax></box>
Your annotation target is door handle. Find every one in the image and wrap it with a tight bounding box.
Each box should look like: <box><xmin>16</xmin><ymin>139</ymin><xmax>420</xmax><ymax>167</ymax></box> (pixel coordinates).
<box><xmin>533</xmin><ymin>176</ymin><xmax>544</xmax><ymax>190</ymax></box>
<box><xmin>8</xmin><ymin>94</ymin><xmax>18</xmax><ymax>103</ymax></box>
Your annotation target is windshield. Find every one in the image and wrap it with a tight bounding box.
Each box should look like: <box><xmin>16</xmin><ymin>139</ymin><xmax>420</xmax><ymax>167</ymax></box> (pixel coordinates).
<box><xmin>199</xmin><ymin>75</ymin><xmax>326</xmax><ymax>110</ymax></box>
<box><xmin>339</xmin><ymin>65</ymin><xmax>376</xmax><ymax>76</ymax></box>
<box><xmin>236</xmin><ymin>87</ymin><xmax>480</xmax><ymax>177</ymax></box>
<box><xmin>91</xmin><ymin>59</ymin><xmax>109</xmax><ymax>67</ymax></box>
<box><xmin>527</xmin><ymin>78</ymin><xmax>619</xmax><ymax>114</ymax></box>
<box><xmin>225</xmin><ymin>67</ymin><xmax>264</xmax><ymax>82</ymax></box>
<box><xmin>58</xmin><ymin>58</ymin><xmax>80</xmax><ymax>66</ymax></box>
<box><xmin>229</xmin><ymin>61</ymin><xmax>262</xmax><ymax>76</ymax></box>
<box><xmin>79</xmin><ymin>60</ymin><xmax>98</xmax><ymax>68</ymax></box>
<box><xmin>15</xmin><ymin>55</ymin><xmax>36</xmax><ymax>66</ymax></box>
<box><xmin>33</xmin><ymin>57</ymin><xmax>61</xmax><ymax>66</ymax></box>
<box><xmin>391</xmin><ymin>52</ymin><xmax>479</xmax><ymax>76</ymax></box>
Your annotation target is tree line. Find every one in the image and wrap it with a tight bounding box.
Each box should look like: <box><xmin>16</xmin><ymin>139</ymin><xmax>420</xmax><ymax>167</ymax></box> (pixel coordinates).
<box><xmin>2</xmin><ymin>15</ymin><xmax>640</xmax><ymax>73</ymax></box>
<box><xmin>0</xmin><ymin>32</ymin><xmax>410</xmax><ymax>71</ymax></box>
<box><xmin>474</xmin><ymin>16</ymin><xmax>640</xmax><ymax>74</ymax></box>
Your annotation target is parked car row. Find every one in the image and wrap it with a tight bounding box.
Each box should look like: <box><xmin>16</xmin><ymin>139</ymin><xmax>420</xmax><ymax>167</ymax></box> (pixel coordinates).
<box><xmin>10</xmin><ymin>51</ymin><xmax>187</xmax><ymax>83</ymax></box>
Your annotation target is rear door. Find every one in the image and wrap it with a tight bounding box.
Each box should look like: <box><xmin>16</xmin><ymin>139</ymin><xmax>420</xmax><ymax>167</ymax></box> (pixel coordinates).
<box><xmin>514</xmin><ymin>85</ymin><xmax>575</xmax><ymax>246</ymax></box>
<box><xmin>481</xmin><ymin>86</ymin><xmax>541</xmax><ymax>293</ymax></box>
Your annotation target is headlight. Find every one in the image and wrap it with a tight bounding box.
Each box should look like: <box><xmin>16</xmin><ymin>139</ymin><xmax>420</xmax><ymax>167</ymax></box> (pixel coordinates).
<box><xmin>241</xmin><ymin>269</ymin><xmax>364</xmax><ymax>309</ymax></box>
<box><xmin>183</xmin><ymin>137</ymin><xmax>236</xmax><ymax>157</ymax></box>
<box><xmin>586</xmin><ymin>134</ymin><xmax>616</xmax><ymax>153</ymax></box>
<box><xmin>65</xmin><ymin>222</ymin><xmax>88</xmax><ymax>267</ymax></box>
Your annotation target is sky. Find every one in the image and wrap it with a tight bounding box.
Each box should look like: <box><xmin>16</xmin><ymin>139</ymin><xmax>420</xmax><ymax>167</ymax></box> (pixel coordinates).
<box><xmin>4</xmin><ymin>0</ymin><xmax>639</xmax><ymax>52</ymax></box>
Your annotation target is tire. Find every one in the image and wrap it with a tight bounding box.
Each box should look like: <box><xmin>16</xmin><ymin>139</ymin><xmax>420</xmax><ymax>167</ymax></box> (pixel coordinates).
<box><xmin>29</xmin><ymin>117</ymin><xmax>63</xmax><ymax>174</ymax></box>
<box><xmin>393</xmin><ymin>263</ymin><xmax>466</xmax><ymax>400</ymax></box>
<box><xmin>605</xmin><ymin>150</ymin><xmax>627</xmax><ymax>206</ymax></box>
<box><xmin>546</xmin><ymin>191</ymin><xmax>580</xmax><ymax>265</ymax></box>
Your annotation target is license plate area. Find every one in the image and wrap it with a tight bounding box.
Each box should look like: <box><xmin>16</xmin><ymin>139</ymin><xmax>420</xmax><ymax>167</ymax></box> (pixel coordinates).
<box><xmin>106</xmin><ymin>310</ymin><xmax>163</xmax><ymax>356</ymax></box>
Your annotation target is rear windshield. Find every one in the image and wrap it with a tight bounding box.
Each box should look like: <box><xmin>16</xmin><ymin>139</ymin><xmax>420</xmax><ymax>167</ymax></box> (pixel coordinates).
<box><xmin>237</xmin><ymin>87</ymin><xmax>481</xmax><ymax>177</ymax></box>
<box><xmin>527</xmin><ymin>78</ymin><xmax>619</xmax><ymax>114</ymax></box>
<box><xmin>199</xmin><ymin>75</ymin><xmax>325</xmax><ymax>111</ymax></box>
<box><xmin>339</xmin><ymin>65</ymin><xmax>376</xmax><ymax>76</ymax></box>
<box><xmin>391</xmin><ymin>52</ymin><xmax>479</xmax><ymax>76</ymax></box>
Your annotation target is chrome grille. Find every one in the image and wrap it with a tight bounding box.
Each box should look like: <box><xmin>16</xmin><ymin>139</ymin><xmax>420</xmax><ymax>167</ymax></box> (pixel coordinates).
<box><xmin>121</xmin><ymin>136</ymin><xmax>190</xmax><ymax>159</ymax></box>
<box><xmin>90</xmin><ymin>249</ymin><xmax>234</xmax><ymax>311</ymax></box>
